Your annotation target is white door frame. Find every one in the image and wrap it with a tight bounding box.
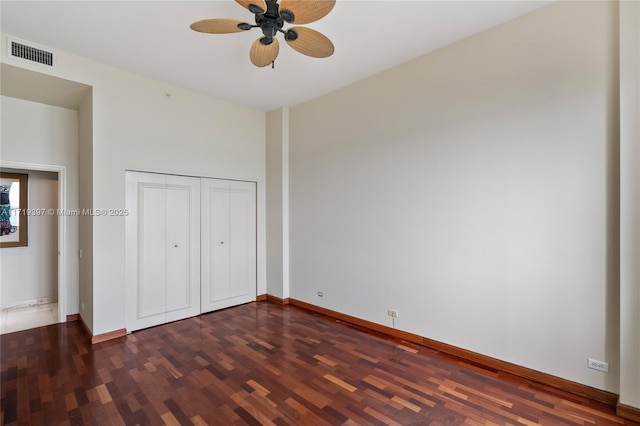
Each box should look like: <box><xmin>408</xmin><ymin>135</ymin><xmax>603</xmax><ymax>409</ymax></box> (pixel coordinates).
<box><xmin>1</xmin><ymin>161</ymin><xmax>67</xmax><ymax>322</ymax></box>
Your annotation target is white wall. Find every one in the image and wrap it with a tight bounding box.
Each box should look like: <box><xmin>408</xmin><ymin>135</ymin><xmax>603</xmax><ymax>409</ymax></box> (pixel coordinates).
<box><xmin>266</xmin><ymin>108</ymin><xmax>290</xmax><ymax>299</ymax></box>
<box><xmin>266</xmin><ymin>109</ymin><xmax>284</xmax><ymax>298</ymax></box>
<box><xmin>1</xmin><ymin>170</ymin><xmax>58</xmax><ymax>307</ymax></box>
<box><xmin>78</xmin><ymin>91</ymin><xmax>93</xmax><ymax>329</ymax></box>
<box><xmin>619</xmin><ymin>0</ymin><xmax>640</xmax><ymax>410</ymax></box>
<box><xmin>0</xmin><ymin>97</ymin><xmax>79</xmax><ymax>316</ymax></box>
<box><xmin>289</xmin><ymin>1</ymin><xmax>619</xmax><ymax>392</ymax></box>
<box><xmin>88</xmin><ymin>65</ymin><xmax>265</xmax><ymax>336</ymax></box>
<box><xmin>1</xmin><ymin>35</ymin><xmax>266</xmax><ymax>335</ymax></box>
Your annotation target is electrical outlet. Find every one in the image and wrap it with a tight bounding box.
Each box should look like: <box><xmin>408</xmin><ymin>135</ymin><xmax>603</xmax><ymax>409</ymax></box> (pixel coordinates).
<box><xmin>317</xmin><ymin>291</ymin><xmax>323</xmax><ymax>297</ymax></box>
<box><xmin>387</xmin><ymin>309</ymin><xmax>398</xmax><ymax>318</ymax></box>
<box><xmin>587</xmin><ymin>358</ymin><xmax>609</xmax><ymax>372</ymax></box>
<box><xmin>81</xmin><ymin>302</ymin><xmax>85</xmax><ymax>310</ymax></box>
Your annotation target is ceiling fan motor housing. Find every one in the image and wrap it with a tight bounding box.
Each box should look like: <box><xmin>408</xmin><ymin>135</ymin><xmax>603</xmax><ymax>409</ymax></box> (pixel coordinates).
<box><xmin>256</xmin><ymin>0</ymin><xmax>284</xmax><ymax>40</ymax></box>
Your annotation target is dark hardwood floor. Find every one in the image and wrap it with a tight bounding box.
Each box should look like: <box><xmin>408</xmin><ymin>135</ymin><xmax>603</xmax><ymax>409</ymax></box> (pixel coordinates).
<box><xmin>1</xmin><ymin>302</ymin><xmax>635</xmax><ymax>425</ymax></box>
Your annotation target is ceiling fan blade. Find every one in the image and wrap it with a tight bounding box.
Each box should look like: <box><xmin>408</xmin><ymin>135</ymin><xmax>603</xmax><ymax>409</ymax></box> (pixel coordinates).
<box><xmin>236</xmin><ymin>0</ymin><xmax>267</xmax><ymax>14</ymax></box>
<box><xmin>190</xmin><ymin>19</ymin><xmax>249</xmax><ymax>34</ymax></box>
<box><xmin>285</xmin><ymin>27</ymin><xmax>334</xmax><ymax>58</ymax></box>
<box><xmin>279</xmin><ymin>0</ymin><xmax>335</xmax><ymax>24</ymax></box>
<box><xmin>250</xmin><ymin>38</ymin><xmax>280</xmax><ymax>67</ymax></box>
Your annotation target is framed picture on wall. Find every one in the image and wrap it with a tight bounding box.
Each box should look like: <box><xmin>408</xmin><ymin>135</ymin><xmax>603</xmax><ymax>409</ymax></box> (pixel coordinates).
<box><xmin>0</xmin><ymin>172</ymin><xmax>28</xmax><ymax>248</ymax></box>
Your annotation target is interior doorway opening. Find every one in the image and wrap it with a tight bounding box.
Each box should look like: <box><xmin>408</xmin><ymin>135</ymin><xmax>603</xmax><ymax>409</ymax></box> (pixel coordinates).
<box><xmin>0</xmin><ymin>164</ymin><xmax>67</xmax><ymax>334</ymax></box>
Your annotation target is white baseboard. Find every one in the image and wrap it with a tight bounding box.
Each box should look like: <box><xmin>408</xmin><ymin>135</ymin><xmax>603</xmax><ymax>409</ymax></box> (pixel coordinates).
<box><xmin>1</xmin><ymin>296</ymin><xmax>58</xmax><ymax>310</ymax></box>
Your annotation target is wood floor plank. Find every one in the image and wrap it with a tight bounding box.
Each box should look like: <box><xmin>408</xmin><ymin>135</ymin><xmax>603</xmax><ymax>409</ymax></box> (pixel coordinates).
<box><xmin>323</xmin><ymin>374</ymin><xmax>357</xmax><ymax>393</ymax></box>
<box><xmin>1</xmin><ymin>302</ymin><xmax>637</xmax><ymax>425</ymax></box>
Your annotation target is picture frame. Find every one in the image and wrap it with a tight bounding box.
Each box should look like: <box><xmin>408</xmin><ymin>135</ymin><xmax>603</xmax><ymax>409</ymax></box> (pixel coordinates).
<box><xmin>0</xmin><ymin>172</ymin><xmax>28</xmax><ymax>248</ymax></box>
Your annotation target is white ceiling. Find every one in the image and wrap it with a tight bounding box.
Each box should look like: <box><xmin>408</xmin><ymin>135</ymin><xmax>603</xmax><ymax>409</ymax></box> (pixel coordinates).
<box><xmin>0</xmin><ymin>1</ymin><xmax>551</xmax><ymax>111</ymax></box>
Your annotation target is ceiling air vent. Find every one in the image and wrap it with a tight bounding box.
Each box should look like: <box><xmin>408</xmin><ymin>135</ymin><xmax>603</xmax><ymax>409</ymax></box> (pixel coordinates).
<box><xmin>7</xmin><ymin>37</ymin><xmax>56</xmax><ymax>68</ymax></box>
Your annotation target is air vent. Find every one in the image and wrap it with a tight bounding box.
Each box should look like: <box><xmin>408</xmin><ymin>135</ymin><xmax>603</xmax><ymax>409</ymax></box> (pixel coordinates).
<box><xmin>7</xmin><ymin>37</ymin><xmax>56</xmax><ymax>68</ymax></box>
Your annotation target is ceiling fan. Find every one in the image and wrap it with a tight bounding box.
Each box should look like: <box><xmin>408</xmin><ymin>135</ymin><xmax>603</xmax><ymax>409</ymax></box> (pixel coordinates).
<box><xmin>190</xmin><ymin>0</ymin><xmax>335</xmax><ymax>68</ymax></box>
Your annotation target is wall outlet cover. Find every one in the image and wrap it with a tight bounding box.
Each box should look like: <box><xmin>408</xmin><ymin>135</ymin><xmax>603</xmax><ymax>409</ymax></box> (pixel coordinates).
<box><xmin>587</xmin><ymin>358</ymin><xmax>609</xmax><ymax>372</ymax></box>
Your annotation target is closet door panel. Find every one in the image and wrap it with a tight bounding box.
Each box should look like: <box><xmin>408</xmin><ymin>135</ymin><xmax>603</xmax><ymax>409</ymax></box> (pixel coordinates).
<box><xmin>126</xmin><ymin>172</ymin><xmax>169</xmax><ymax>331</ymax></box>
<box><xmin>165</xmin><ymin>178</ymin><xmax>201</xmax><ymax>322</ymax></box>
<box><xmin>201</xmin><ymin>178</ymin><xmax>256</xmax><ymax>313</ymax></box>
<box><xmin>165</xmin><ymin>184</ymin><xmax>190</xmax><ymax>312</ymax></box>
<box><xmin>138</xmin><ymin>184</ymin><xmax>168</xmax><ymax>318</ymax></box>
<box><xmin>212</xmin><ymin>187</ymin><xmax>231</xmax><ymax>300</ymax></box>
<box><xmin>201</xmin><ymin>183</ymin><xmax>230</xmax><ymax>311</ymax></box>
<box><xmin>229</xmin><ymin>186</ymin><xmax>254</xmax><ymax>299</ymax></box>
<box><xmin>126</xmin><ymin>172</ymin><xmax>201</xmax><ymax>331</ymax></box>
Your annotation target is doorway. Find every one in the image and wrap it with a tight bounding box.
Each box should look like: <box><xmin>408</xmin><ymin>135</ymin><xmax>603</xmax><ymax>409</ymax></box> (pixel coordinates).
<box><xmin>1</xmin><ymin>169</ymin><xmax>60</xmax><ymax>334</ymax></box>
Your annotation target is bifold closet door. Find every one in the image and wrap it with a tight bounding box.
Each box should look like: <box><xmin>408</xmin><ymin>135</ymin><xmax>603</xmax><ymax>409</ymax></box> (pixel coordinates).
<box><xmin>125</xmin><ymin>171</ymin><xmax>201</xmax><ymax>331</ymax></box>
<box><xmin>201</xmin><ymin>178</ymin><xmax>256</xmax><ymax>313</ymax></box>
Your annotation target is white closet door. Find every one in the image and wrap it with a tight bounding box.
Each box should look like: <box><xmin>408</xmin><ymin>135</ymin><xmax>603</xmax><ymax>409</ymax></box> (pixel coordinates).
<box><xmin>125</xmin><ymin>172</ymin><xmax>201</xmax><ymax>331</ymax></box>
<box><xmin>137</xmin><ymin>182</ymin><xmax>167</xmax><ymax>325</ymax></box>
<box><xmin>201</xmin><ymin>178</ymin><xmax>256</xmax><ymax>313</ymax></box>
<box><xmin>165</xmin><ymin>178</ymin><xmax>201</xmax><ymax>323</ymax></box>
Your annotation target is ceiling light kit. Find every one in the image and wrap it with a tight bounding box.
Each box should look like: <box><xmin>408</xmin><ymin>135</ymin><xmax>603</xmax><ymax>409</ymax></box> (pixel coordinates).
<box><xmin>190</xmin><ymin>0</ymin><xmax>335</xmax><ymax>68</ymax></box>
